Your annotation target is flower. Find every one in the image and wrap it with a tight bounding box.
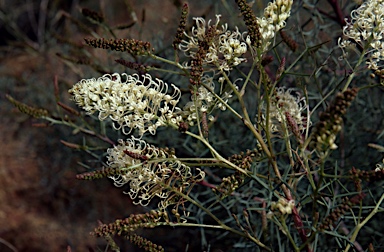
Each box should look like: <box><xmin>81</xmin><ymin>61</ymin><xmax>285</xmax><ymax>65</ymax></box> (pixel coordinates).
<box><xmin>261</xmin><ymin>87</ymin><xmax>309</xmax><ymax>134</ymax></box>
<box><xmin>69</xmin><ymin>73</ymin><xmax>182</xmax><ymax>137</ymax></box>
<box><xmin>375</xmin><ymin>158</ymin><xmax>384</xmax><ymax>172</ymax></box>
<box><xmin>267</xmin><ymin>197</ymin><xmax>295</xmax><ymax>218</ymax></box>
<box><xmin>339</xmin><ymin>0</ymin><xmax>384</xmax><ymax>77</ymax></box>
<box><xmin>106</xmin><ymin>137</ymin><xmax>205</xmax><ymax>209</ymax></box>
<box><xmin>179</xmin><ymin>15</ymin><xmax>248</xmax><ymax>71</ymax></box>
<box><xmin>182</xmin><ymin>75</ymin><xmax>234</xmax><ymax>126</ymax></box>
<box><xmin>256</xmin><ymin>0</ymin><xmax>293</xmax><ymax>53</ymax></box>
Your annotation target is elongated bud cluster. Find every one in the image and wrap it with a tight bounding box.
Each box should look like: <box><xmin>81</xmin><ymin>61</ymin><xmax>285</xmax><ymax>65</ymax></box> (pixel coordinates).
<box><xmin>93</xmin><ymin>210</ymin><xmax>169</xmax><ymax>237</ymax></box>
<box><xmin>235</xmin><ymin>0</ymin><xmax>261</xmax><ymax>48</ymax></box>
<box><xmin>318</xmin><ymin>193</ymin><xmax>365</xmax><ymax>231</ymax></box>
<box><xmin>84</xmin><ymin>38</ymin><xmax>153</xmax><ymax>56</ymax></box>
<box><xmin>6</xmin><ymin>94</ymin><xmax>49</xmax><ymax>118</ymax></box>
<box><xmin>173</xmin><ymin>3</ymin><xmax>189</xmax><ymax>50</ymax></box>
<box><xmin>310</xmin><ymin>88</ymin><xmax>358</xmax><ymax>152</ymax></box>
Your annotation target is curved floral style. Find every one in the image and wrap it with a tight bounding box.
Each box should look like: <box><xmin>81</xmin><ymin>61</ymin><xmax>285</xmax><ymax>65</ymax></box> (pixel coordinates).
<box><xmin>69</xmin><ymin>73</ymin><xmax>182</xmax><ymax>136</ymax></box>
<box><xmin>339</xmin><ymin>0</ymin><xmax>384</xmax><ymax>76</ymax></box>
<box><xmin>182</xmin><ymin>75</ymin><xmax>233</xmax><ymax>126</ymax></box>
<box><xmin>261</xmin><ymin>87</ymin><xmax>309</xmax><ymax>134</ymax></box>
<box><xmin>179</xmin><ymin>15</ymin><xmax>248</xmax><ymax>71</ymax></box>
<box><xmin>106</xmin><ymin>137</ymin><xmax>205</xmax><ymax>209</ymax></box>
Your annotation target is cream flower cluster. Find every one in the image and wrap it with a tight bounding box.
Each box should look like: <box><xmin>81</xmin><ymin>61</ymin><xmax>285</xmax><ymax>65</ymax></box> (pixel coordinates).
<box><xmin>375</xmin><ymin>158</ymin><xmax>384</xmax><ymax>172</ymax></box>
<box><xmin>267</xmin><ymin>197</ymin><xmax>295</xmax><ymax>218</ymax></box>
<box><xmin>69</xmin><ymin>73</ymin><xmax>182</xmax><ymax>137</ymax></box>
<box><xmin>262</xmin><ymin>87</ymin><xmax>308</xmax><ymax>133</ymax></box>
<box><xmin>180</xmin><ymin>15</ymin><xmax>247</xmax><ymax>71</ymax></box>
<box><xmin>256</xmin><ymin>0</ymin><xmax>293</xmax><ymax>52</ymax></box>
<box><xmin>107</xmin><ymin>137</ymin><xmax>205</xmax><ymax>209</ymax></box>
<box><xmin>182</xmin><ymin>75</ymin><xmax>233</xmax><ymax>126</ymax></box>
<box><xmin>339</xmin><ymin>0</ymin><xmax>384</xmax><ymax>76</ymax></box>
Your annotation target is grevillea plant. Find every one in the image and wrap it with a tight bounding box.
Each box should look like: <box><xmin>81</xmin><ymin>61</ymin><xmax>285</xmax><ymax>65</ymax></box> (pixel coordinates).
<box><xmin>7</xmin><ymin>0</ymin><xmax>384</xmax><ymax>251</ymax></box>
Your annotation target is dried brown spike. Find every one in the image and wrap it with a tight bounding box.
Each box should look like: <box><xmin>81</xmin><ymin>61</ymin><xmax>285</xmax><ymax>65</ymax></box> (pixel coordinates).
<box><xmin>309</xmin><ymin>88</ymin><xmax>359</xmax><ymax>152</ymax></box>
<box><xmin>173</xmin><ymin>3</ymin><xmax>189</xmax><ymax>50</ymax></box>
<box><xmin>92</xmin><ymin>210</ymin><xmax>167</xmax><ymax>237</ymax></box>
<box><xmin>318</xmin><ymin>193</ymin><xmax>365</xmax><ymax>231</ymax></box>
<box><xmin>123</xmin><ymin>149</ymin><xmax>149</xmax><ymax>161</ymax></box>
<box><xmin>189</xmin><ymin>26</ymin><xmax>216</xmax><ymax>86</ymax></box>
<box><xmin>201</xmin><ymin>111</ymin><xmax>209</xmax><ymax>138</ymax></box>
<box><xmin>127</xmin><ymin>234</ymin><xmax>164</xmax><ymax>252</ymax></box>
<box><xmin>349</xmin><ymin>167</ymin><xmax>384</xmax><ymax>183</ymax></box>
<box><xmin>84</xmin><ymin>38</ymin><xmax>153</xmax><ymax>56</ymax></box>
<box><xmin>6</xmin><ymin>94</ymin><xmax>49</xmax><ymax>118</ymax></box>
<box><xmin>280</xmin><ymin>30</ymin><xmax>298</xmax><ymax>52</ymax></box>
<box><xmin>76</xmin><ymin>167</ymin><xmax>128</xmax><ymax>180</ymax></box>
<box><xmin>285</xmin><ymin>111</ymin><xmax>303</xmax><ymax>145</ymax></box>
<box><xmin>235</xmin><ymin>0</ymin><xmax>261</xmax><ymax>48</ymax></box>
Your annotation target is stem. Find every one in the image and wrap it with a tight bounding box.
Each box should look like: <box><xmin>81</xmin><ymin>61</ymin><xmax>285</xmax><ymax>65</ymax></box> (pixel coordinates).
<box><xmin>240</xmin><ymin>59</ymin><xmax>257</xmax><ymax>95</ymax></box>
<box><xmin>258</xmin><ymin>66</ymin><xmax>311</xmax><ymax>251</ymax></box>
<box><xmin>185</xmin><ymin>131</ymin><xmax>250</xmax><ymax>176</ymax></box>
<box><xmin>280</xmin><ymin>215</ymin><xmax>300</xmax><ymax>252</ymax></box>
<box><xmin>44</xmin><ymin>116</ymin><xmax>115</xmax><ymax>146</ymax></box>
<box><xmin>149</xmin><ymin>53</ymin><xmax>188</xmax><ymax>74</ymax></box>
<box><xmin>169</xmin><ymin>186</ymin><xmax>271</xmax><ymax>250</ymax></box>
<box><xmin>219</xmin><ymin>70</ymin><xmax>273</xmax><ymax>158</ymax></box>
<box><xmin>200</xmin><ymin>81</ymin><xmax>243</xmax><ymax>120</ymax></box>
<box><xmin>344</xmin><ymin>194</ymin><xmax>384</xmax><ymax>252</ymax></box>
<box><xmin>342</xmin><ymin>31</ymin><xmax>378</xmax><ymax>92</ymax></box>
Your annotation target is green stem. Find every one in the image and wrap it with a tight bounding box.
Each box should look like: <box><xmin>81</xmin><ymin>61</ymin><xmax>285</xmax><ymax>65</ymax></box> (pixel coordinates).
<box><xmin>149</xmin><ymin>53</ymin><xmax>188</xmax><ymax>73</ymax></box>
<box><xmin>240</xmin><ymin>59</ymin><xmax>257</xmax><ymax>95</ymax></box>
<box><xmin>44</xmin><ymin>116</ymin><xmax>115</xmax><ymax>145</ymax></box>
<box><xmin>185</xmin><ymin>131</ymin><xmax>250</xmax><ymax>176</ymax></box>
<box><xmin>220</xmin><ymin>69</ymin><xmax>273</xmax><ymax>158</ymax></box>
<box><xmin>342</xmin><ymin>33</ymin><xmax>377</xmax><ymax>91</ymax></box>
<box><xmin>344</xmin><ymin>194</ymin><xmax>384</xmax><ymax>252</ymax></box>
<box><xmin>169</xmin><ymin>186</ymin><xmax>271</xmax><ymax>250</ymax></box>
<box><xmin>280</xmin><ymin>216</ymin><xmax>300</xmax><ymax>252</ymax></box>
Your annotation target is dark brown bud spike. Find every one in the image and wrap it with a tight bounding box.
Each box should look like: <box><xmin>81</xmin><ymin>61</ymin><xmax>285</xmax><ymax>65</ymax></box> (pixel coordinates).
<box><xmin>85</xmin><ymin>38</ymin><xmax>153</xmax><ymax>56</ymax></box>
<box><xmin>235</xmin><ymin>0</ymin><xmax>261</xmax><ymax>48</ymax></box>
<box><xmin>6</xmin><ymin>94</ymin><xmax>49</xmax><ymax>118</ymax></box>
<box><xmin>280</xmin><ymin>30</ymin><xmax>298</xmax><ymax>52</ymax></box>
<box><xmin>173</xmin><ymin>3</ymin><xmax>189</xmax><ymax>50</ymax></box>
<box><xmin>123</xmin><ymin>149</ymin><xmax>149</xmax><ymax>161</ymax></box>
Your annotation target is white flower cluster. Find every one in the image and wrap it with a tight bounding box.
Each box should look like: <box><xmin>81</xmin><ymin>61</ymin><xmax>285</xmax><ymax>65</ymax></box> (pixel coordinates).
<box><xmin>182</xmin><ymin>75</ymin><xmax>233</xmax><ymax>126</ymax></box>
<box><xmin>375</xmin><ymin>158</ymin><xmax>384</xmax><ymax>172</ymax></box>
<box><xmin>107</xmin><ymin>137</ymin><xmax>205</xmax><ymax>209</ymax></box>
<box><xmin>339</xmin><ymin>0</ymin><xmax>384</xmax><ymax>76</ymax></box>
<box><xmin>180</xmin><ymin>15</ymin><xmax>248</xmax><ymax>71</ymax></box>
<box><xmin>267</xmin><ymin>197</ymin><xmax>295</xmax><ymax>218</ymax></box>
<box><xmin>262</xmin><ymin>87</ymin><xmax>308</xmax><ymax>133</ymax></box>
<box><xmin>257</xmin><ymin>0</ymin><xmax>293</xmax><ymax>52</ymax></box>
<box><xmin>69</xmin><ymin>73</ymin><xmax>182</xmax><ymax>137</ymax></box>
